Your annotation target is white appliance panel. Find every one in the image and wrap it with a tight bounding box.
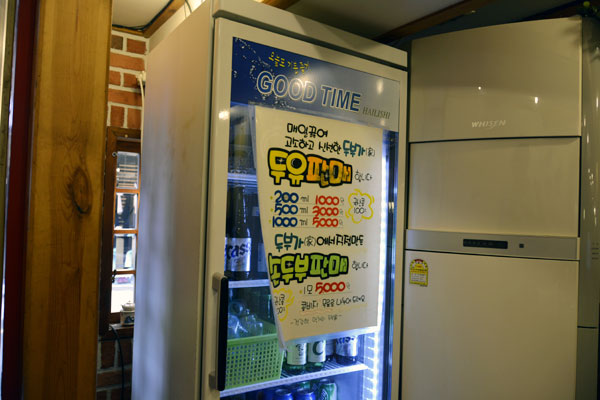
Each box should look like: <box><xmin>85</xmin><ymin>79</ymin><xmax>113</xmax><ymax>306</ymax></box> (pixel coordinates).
<box><xmin>579</xmin><ymin>18</ymin><xmax>600</xmax><ymax>330</ymax></box>
<box><xmin>410</xmin><ymin>18</ymin><xmax>581</xmax><ymax>142</ymax></box>
<box><xmin>402</xmin><ymin>250</ymin><xmax>578</xmax><ymax>400</ymax></box>
<box><xmin>133</xmin><ymin>4</ymin><xmax>213</xmax><ymax>400</ymax></box>
<box><xmin>408</xmin><ymin>137</ymin><xmax>580</xmax><ymax>237</ymax></box>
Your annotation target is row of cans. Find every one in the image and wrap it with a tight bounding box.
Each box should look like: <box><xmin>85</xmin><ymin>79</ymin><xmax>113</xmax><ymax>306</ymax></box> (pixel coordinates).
<box><xmin>259</xmin><ymin>377</ymin><xmax>337</xmax><ymax>400</ymax></box>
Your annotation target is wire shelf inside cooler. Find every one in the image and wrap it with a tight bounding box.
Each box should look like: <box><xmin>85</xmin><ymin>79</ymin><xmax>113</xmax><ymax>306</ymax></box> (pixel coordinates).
<box><xmin>219</xmin><ymin>360</ymin><xmax>368</xmax><ymax>397</ymax></box>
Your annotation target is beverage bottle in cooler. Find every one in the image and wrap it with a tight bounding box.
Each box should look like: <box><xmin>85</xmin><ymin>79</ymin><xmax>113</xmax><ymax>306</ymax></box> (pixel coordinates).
<box><xmin>229</xmin><ymin>106</ymin><xmax>254</xmax><ymax>174</ymax></box>
<box><xmin>283</xmin><ymin>342</ymin><xmax>306</xmax><ymax>375</ymax></box>
<box><xmin>334</xmin><ymin>336</ymin><xmax>358</xmax><ymax>365</ymax></box>
<box><xmin>247</xmin><ymin>191</ymin><xmax>269</xmax><ymax>280</ymax></box>
<box><xmin>225</xmin><ymin>186</ymin><xmax>252</xmax><ymax>280</ymax></box>
<box><xmin>325</xmin><ymin>339</ymin><xmax>335</xmax><ymax>362</ymax></box>
<box><xmin>255</xmin><ymin>240</ymin><xmax>269</xmax><ymax>280</ymax></box>
<box><xmin>259</xmin><ymin>292</ymin><xmax>274</xmax><ymax>323</ymax></box>
<box><xmin>306</xmin><ymin>340</ymin><xmax>326</xmax><ymax>372</ymax></box>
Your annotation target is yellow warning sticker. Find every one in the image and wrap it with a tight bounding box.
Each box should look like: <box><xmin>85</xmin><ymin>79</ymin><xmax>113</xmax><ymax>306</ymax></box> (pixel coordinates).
<box><xmin>409</xmin><ymin>259</ymin><xmax>428</xmax><ymax>286</ymax></box>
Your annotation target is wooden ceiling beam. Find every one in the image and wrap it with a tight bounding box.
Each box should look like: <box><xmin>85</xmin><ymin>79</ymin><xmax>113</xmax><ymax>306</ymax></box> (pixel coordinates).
<box><xmin>112</xmin><ymin>26</ymin><xmax>145</xmax><ymax>37</ymax></box>
<box><xmin>524</xmin><ymin>0</ymin><xmax>600</xmax><ymax>20</ymax></box>
<box><xmin>375</xmin><ymin>0</ymin><xmax>496</xmax><ymax>43</ymax></box>
<box><xmin>143</xmin><ymin>0</ymin><xmax>185</xmax><ymax>38</ymax></box>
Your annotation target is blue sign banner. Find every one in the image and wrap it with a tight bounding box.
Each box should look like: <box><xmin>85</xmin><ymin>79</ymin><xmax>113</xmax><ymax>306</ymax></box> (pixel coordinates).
<box><xmin>231</xmin><ymin>38</ymin><xmax>400</xmax><ymax>130</ymax></box>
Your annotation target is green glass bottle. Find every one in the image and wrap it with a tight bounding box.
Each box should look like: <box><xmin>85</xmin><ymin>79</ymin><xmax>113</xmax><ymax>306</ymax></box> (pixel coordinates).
<box><xmin>283</xmin><ymin>342</ymin><xmax>306</xmax><ymax>375</ymax></box>
<box><xmin>306</xmin><ymin>340</ymin><xmax>326</xmax><ymax>372</ymax></box>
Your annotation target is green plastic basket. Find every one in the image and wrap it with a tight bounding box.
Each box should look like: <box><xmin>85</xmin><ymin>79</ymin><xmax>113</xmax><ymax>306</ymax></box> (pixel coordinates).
<box><xmin>225</xmin><ymin>321</ymin><xmax>284</xmax><ymax>389</ymax></box>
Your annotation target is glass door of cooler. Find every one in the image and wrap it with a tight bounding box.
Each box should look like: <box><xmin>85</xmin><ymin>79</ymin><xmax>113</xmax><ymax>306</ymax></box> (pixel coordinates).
<box><xmin>217</xmin><ymin>104</ymin><xmax>399</xmax><ymax>400</ymax></box>
<box><xmin>203</xmin><ymin>17</ymin><xmax>406</xmax><ymax>400</ymax></box>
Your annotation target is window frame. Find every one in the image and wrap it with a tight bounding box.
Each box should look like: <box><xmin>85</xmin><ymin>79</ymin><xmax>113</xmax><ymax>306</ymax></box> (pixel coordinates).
<box><xmin>99</xmin><ymin>127</ymin><xmax>141</xmax><ymax>335</ymax></box>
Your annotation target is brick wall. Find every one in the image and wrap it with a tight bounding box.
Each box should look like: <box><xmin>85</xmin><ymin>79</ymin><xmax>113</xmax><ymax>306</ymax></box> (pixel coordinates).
<box><xmin>96</xmin><ymin>330</ymin><xmax>133</xmax><ymax>400</ymax></box>
<box><xmin>97</xmin><ymin>29</ymin><xmax>148</xmax><ymax>400</ymax></box>
<box><xmin>107</xmin><ymin>31</ymin><xmax>146</xmax><ymax>130</ymax></box>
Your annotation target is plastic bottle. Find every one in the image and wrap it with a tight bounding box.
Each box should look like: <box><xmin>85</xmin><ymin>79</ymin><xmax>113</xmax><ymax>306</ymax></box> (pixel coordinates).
<box><xmin>306</xmin><ymin>340</ymin><xmax>326</xmax><ymax>372</ymax></box>
<box><xmin>225</xmin><ymin>186</ymin><xmax>252</xmax><ymax>280</ymax></box>
<box><xmin>283</xmin><ymin>342</ymin><xmax>306</xmax><ymax>375</ymax></box>
<box><xmin>334</xmin><ymin>336</ymin><xmax>358</xmax><ymax>365</ymax></box>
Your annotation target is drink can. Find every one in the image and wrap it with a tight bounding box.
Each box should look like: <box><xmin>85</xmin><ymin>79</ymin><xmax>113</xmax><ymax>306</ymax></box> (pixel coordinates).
<box><xmin>274</xmin><ymin>388</ymin><xmax>293</xmax><ymax>400</ymax></box>
<box><xmin>316</xmin><ymin>379</ymin><xmax>337</xmax><ymax>400</ymax></box>
<box><xmin>293</xmin><ymin>388</ymin><xmax>316</xmax><ymax>400</ymax></box>
<box><xmin>289</xmin><ymin>381</ymin><xmax>311</xmax><ymax>393</ymax></box>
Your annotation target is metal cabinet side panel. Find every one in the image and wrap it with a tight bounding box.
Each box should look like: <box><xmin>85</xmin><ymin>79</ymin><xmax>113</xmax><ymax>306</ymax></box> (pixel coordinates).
<box><xmin>576</xmin><ymin>327</ymin><xmax>599</xmax><ymax>400</ymax></box>
<box><xmin>579</xmin><ymin>18</ymin><xmax>600</xmax><ymax>328</ymax></box>
<box><xmin>407</xmin><ymin>138</ymin><xmax>580</xmax><ymax>237</ymax></box>
<box><xmin>132</xmin><ymin>3</ymin><xmax>214</xmax><ymax>400</ymax></box>
<box><xmin>402</xmin><ymin>251</ymin><xmax>578</xmax><ymax>400</ymax></box>
<box><xmin>410</xmin><ymin>18</ymin><xmax>581</xmax><ymax>142</ymax></box>
<box><xmin>390</xmin><ymin>69</ymin><xmax>407</xmax><ymax>400</ymax></box>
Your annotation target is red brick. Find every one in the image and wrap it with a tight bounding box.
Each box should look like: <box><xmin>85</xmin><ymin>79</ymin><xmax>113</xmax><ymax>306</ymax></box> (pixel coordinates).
<box><xmin>110</xmin><ymin>386</ymin><xmax>131</xmax><ymax>400</ymax></box>
<box><xmin>110</xmin><ymin>53</ymin><xmax>144</xmax><ymax>71</ymax></box>
<box><xmin>108</xmin><ymin>89</ymin><xmax>142</xmax><ymax>106</ymax></box>
<box><xmin>127</xmin><ymin>109</ymin><xmax>141</xmax><ymax>130</ymax></box>
<box><xmin>96</xmin><ymin>390</ymin><xmax>109</xmax><ymax>400</ymax></box>
<box><xmin>122</xmin><ymin>73</ymin><xmax>139</xmax><ymax>89</ymax></box>
<box><xmin>117</xmin><ymin>338</ymin><xmax>133</xmax><ymax>366</ymax></box>
<box><xmin>97</xmin><ymin>370</ymin><xmax>121</xmax><ymax>387</ymax></box>
<box><xmin>97</xmin><ymin>368</ymin><xmax>132</xmax><ymax>388</ymax></box>
<box><xmin>126</xmin><ymin>38</ymin><xmax>146</xmax><ymax>55</ymax></box>
<box><xmin>109</xmin><ymin>70</ymin><xmax>121</xmax><ymax>86</ymax></box>
<box><xmin>111</xmin><ymin>35</ymin><xmax>123</xmax><ymax>50</ymax></box>
<box><xmin>101</xmin><ymin>340</ymin><xmax>116</xmax><ymax>369</ymax></box>
<box><xmin>110</xmin><ymin>106</ymin><xmax>124</xmax><ymax>127</ymax></box>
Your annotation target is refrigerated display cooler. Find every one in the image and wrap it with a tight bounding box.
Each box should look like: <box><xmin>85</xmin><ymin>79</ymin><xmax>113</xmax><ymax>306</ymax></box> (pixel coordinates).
<box><xmin>403</xmin><ymin>17</ymin><xmax>599</xmax><ymax>400</ymax></box>
<box><xmin>132</xmin><ymin>1</ymin><xmax>407</xmax><ymax>399</ymax></box>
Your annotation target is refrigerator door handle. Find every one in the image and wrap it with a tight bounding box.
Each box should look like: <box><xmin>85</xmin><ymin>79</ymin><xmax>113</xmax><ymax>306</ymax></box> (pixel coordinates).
<box><xmin>209</xmin><ymin>272</ymin><xmax>229</xmax><ymax>391</ymax></box>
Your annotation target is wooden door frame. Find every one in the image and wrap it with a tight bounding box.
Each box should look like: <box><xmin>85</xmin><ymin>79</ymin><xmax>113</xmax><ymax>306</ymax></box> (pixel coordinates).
<box><xmin>3</xmin><ymin>0</ymin><xmax>112</xmax><ymax>397</ymax></box>
<box><xmin>2</xmin><ymin>0</ymin><xmax>36</xmax><ymax>397</ymax></box>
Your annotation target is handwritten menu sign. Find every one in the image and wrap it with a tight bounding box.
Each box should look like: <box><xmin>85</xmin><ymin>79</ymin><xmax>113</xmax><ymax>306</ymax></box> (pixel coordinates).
<box><xmin>254</xmin><ymin>106</ymin><xmax>384</xmax><ymax>343</ymax></box>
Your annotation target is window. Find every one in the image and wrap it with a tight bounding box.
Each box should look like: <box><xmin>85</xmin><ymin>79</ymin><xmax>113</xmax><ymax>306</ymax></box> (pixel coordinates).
<box><xmin>99</xmin><ymin>127</ymin><xmax>141</xmax><ymax>334</ymax></box>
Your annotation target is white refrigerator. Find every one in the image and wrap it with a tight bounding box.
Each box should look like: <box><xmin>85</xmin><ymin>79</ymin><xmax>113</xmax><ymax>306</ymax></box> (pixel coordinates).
<box><xmin>132</xmin><ymin>1</ymin><xmax>407</xmax><ymax>399</ymax></box>
<box><xmin>403</xmin><ymin>17</ymin><xmax>599</xmax><ymax>400</ymax></box>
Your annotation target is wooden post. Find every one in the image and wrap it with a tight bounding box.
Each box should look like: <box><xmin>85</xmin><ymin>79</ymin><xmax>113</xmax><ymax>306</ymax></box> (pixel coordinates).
<box><xmin>21</xmin><ymin>0</ymin><xmax>111</xmax><ymax>397</ymax></box>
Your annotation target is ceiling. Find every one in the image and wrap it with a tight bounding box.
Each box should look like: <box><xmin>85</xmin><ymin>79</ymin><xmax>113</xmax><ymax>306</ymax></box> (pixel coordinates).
<box><xmin>112</xmin><ymin>0</ymin><xmax>584</xmax><ymax>46</ymax></box>
<box><xmin>285</xmin><ymin>0</ymin><xmax>465</xmax><ymax>38</ymax></box>
<box><xmin>112</xmin><ymin>0</ymin><xmax>174</xmax><ymax>29</ymax></box>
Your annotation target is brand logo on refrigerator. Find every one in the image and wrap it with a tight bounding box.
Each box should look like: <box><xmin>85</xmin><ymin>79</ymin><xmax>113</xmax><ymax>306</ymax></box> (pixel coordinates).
<box><xmin>471</xmin><ymin>119</ymin><xmax>507</xmax><ymax>129</ymax></box>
